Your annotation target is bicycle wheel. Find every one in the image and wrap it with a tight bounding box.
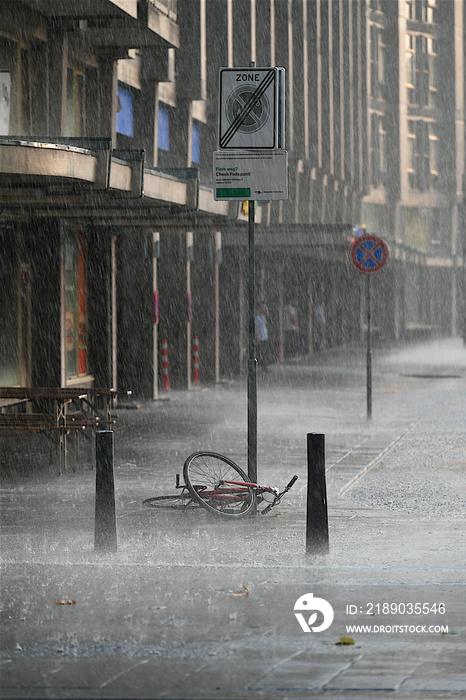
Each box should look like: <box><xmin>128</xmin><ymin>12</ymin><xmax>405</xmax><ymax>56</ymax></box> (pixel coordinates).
<box><xmin>183</xmin><ymin>451</ymin><xmax>256</xmax><ymax>518</ymax></box>
<box><xmin>143</xmin><ymin>493</ymin><xmax>197</xmax><ymax>510</ymax></box>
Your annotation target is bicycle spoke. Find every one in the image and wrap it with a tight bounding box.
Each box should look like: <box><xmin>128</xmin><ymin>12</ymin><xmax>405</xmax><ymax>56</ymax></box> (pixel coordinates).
<box><xmin>143</xmin><ymin>493</ymin><xmax>197</xmax><ymax>509</ymax></box>
<box><xmin>183</xmin><ymin>452</ymin><xmax>256</xmax><ymax>518</ymax></box>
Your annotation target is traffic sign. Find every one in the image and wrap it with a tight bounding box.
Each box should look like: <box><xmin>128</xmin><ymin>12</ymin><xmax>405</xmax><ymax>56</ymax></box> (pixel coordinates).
<box><xmin>213</xmin><ymin>149</ymin><xmax>288</xmax><ymax>201</ymax></box>
<box><xmin>350</xmin><ymin>235</ymin><xmax>389</xmax><ymax>274</ymax></box>
<box><xmin>219</xmin><ymin>67</ymin><xmax>280</xmax><ymax>149</ymax></box>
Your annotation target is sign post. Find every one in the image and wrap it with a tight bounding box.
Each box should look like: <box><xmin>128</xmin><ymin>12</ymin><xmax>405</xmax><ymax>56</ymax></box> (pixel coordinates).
<box><xmin>247</xmin><ymin>198</ymin><xmax>257</xmax><ymax>484</ymax></box>
<box><xmin>350</xmin><ymin>235</ymin><xmax>389</xmax><ymax>420</ymax></box>
<box><xmin>216</xmin><ymin>64</ymin><xmax>287</xmax><ymax>482</ymax></box>
<box><xmin>366</xmin><ymin>274</ymin><xmax>372</xmax><ymax>420</ymax></box>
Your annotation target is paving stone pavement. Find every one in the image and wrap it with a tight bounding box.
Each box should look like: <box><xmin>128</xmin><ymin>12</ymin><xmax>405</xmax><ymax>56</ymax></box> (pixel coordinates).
<box><xmin>1</xmin><ymin>339</ymin><xmax>465</xmax><ymax>699</ymax></box>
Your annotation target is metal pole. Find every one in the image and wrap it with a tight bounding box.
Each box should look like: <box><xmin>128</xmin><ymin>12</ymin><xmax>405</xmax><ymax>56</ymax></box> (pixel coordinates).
<box><xmin>186</xmin><ymin>232</ymin><xmax>192</xmax><ymax>391</ymax></box>
<box><xmin>248</xmin><ymin>198</ymin><xmax>257</xmax><ymax>484</ymax></box>
<box><xmin>95</xmin><ymin>430</ymin><xmax>117</xmax><ymax>552</ymax></box>
<box><xmin>366</xmin><ymin>274</ymin><xmax>372</xmax><ymax>420</ymax></box>
<box><xmin>215</xmin><ymin>232</ymin><xmax>221</xmax><ymax>382</ymax></box>
<box><xmin>463</xmin><ymin>227</ymin><xmax>466</xmax><ymax>345</ymax></box>
<box><xmin>152</xmin><ymin>232</ymin><xmax>159</xmax><ymax>401</ymax></box>
<box><xmin>111</xmin><ymin>235</ymin><xmax>117</xmax><ymax>392</ymax></box>
<box><xmin>247</xmin><ymin>59</ymin><xmax>258</xmax><ymax>486</ymax></box>
<box><xmin>306</xmin><ymin>433</ymin><xmax>329</xmax><ymax>554</ymax></box>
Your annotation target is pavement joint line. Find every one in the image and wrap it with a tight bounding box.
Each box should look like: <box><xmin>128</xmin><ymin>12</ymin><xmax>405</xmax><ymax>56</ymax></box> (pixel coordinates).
<box><xmin>321</xmin><ymin>654</ymin><xmax>365</xmax><ymax>691</ymax></box>
<box><xmin>245</xmin><ymin>649</ymin><xmax>307</xmax><ymax>689</ymax></box>
<box><xmin>398</xmin><ymin>657</ymin><xmax>428</xmax><ymax>693</ymax></box>
<box><xmin>98</xmin><ymin>657</ymin><xmax>150</xmax><ymax>688</ymax></box>
<box><xmin>339</xmin><ymin>423</ymin><xmax>418</xmax><ymax>497</ymax></box>
<box><xmin>326</xmin><ymin>437</ymin><xmax>370</xmax><ymax>470</ymax></box>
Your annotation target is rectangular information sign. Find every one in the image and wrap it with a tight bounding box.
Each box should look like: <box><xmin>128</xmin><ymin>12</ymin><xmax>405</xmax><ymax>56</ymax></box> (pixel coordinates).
<box><xmin>213</xmin><ymin>150</ymin><xmax>288</xmax><ymax>201</ymax></box>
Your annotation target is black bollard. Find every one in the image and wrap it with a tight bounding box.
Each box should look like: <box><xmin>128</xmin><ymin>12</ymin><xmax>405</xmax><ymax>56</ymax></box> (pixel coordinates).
<box><xmin>306</xmin><ymin>433</ymin><xmax>329</xmax><ymax>554</ymax></box>
<box><xmin>95</xmin><ymin>430</ymin><xmax>117</xmax><ymax>552</ymax></box>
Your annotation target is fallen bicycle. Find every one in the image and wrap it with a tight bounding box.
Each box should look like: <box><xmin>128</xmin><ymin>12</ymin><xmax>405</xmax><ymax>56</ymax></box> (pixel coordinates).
<box><xmin>143</xmin><ymin>451</ymin><xmax>298</xmax><ymax>518</ymax></box>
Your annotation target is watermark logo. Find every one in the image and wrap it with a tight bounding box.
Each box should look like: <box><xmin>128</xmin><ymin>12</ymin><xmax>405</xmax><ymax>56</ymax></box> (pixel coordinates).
<box><xmin>294</xmin><ymin>593</ymin><xmax>334</xmax><ymax>633</ymax></box>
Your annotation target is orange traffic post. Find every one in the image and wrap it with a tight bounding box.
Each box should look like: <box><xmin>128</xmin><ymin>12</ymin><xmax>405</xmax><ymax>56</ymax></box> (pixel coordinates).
<box><xmin>162</xmin><ymin>338</ymin><xmax>170</xmax><ymax>391</ymax></box>
<box><xmin>193</xmin><ymin>335</ymin><xmax>200</xmax><ymax>387</ymax></box>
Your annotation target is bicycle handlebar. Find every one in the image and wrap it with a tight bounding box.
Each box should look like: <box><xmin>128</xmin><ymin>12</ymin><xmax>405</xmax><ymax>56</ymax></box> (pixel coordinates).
<box><xmin>260</xmin><ymin>475</ymin><xmax>298</xmax><ymax>515</ymax></box>
<box><xmin>286</xmin><ymin>475</ymin><xmax>298</xmax><ymax>490</ymax></box>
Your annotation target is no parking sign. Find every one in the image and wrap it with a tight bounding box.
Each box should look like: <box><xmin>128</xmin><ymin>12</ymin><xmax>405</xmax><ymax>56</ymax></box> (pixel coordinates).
<box><xmin>349</xmin><ymin>234</ymin><xmax>389</xmax><ymax>421</ymax></box>
<box><xmin>350</xmin><ymin>235</ymin><xmax>389</xmax><ymax>274</ymax></box>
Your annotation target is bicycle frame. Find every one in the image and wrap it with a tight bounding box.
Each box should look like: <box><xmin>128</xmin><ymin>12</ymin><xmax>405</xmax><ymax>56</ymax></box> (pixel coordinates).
<box><xmin>144</xmin><ymin>471</ymin><xmax>299</xmax><ymax>516</ymax></box>
<box><xmin>192</xmin><ymin>477</ymin><xmax>297</xmax><ymax>513</ymax></box>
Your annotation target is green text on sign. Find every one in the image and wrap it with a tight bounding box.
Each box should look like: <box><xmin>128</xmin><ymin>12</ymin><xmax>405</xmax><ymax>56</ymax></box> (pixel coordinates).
<box><xmin>216</xmin><ymin>188</ymin><xmax>251</xmax><ymax>198</ymax></box>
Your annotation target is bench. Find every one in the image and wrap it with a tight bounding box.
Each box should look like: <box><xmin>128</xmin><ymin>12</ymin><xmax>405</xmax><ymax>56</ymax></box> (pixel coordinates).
<box><xmin>0</xmin><ymin>387</ymin><xmax>130</xmax><ymax>472</ymax></box>
<box><xmin>0</xmin><ymin>413</ymin><xmax>100</xmax><ymax>430</ymax></box>
<box><xmin>0</xmin><ymin>413</ymin><xmax>60</xmax><ymax>430</ymax></box>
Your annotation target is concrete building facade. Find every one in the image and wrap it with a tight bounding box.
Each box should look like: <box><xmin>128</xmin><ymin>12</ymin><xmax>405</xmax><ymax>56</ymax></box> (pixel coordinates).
<box><xmin>0</xmin><ymin>0</ymin><xmax>464</xmax><ymax>397</ymax></box>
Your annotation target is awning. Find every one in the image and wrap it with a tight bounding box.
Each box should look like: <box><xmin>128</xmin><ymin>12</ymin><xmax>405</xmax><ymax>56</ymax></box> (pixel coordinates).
<box><xmin>0</xmin><ymin>137</ymin><xmax>227</xmax><ymax>228</ymax></box>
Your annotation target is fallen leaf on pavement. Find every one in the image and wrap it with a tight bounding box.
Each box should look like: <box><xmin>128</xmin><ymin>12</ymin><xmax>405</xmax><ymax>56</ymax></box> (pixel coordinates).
<box><xmin>232</xmin><ymin>585</ymin><xmax>249</xmax><ymax>597</ymax></box>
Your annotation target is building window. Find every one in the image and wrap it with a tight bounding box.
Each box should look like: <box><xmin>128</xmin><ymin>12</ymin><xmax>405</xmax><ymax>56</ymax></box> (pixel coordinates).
<box><xmin>158</xmin><ymin>104</ymin><xmax>170</xmax><ymax>151</ymax></box>
<box><xmin>116</xmin><ymin>83</ymin><xmax>134</xmax><ymax>137</ymax></box>
<box><xmin>406</xmin><ymin>34</ymin><xmax>416</xmax><ymax>104</ymax></box>
<box><xmin>406</xmin><ymin>33</ymin><xmax>436</xmax><ymax>108</ymax></box>
<box><xmin>426</xmin><ymin>0</ymin><xmax>437</xmax><ymax>23</ymax></box>
<box><xmin>407</xmin><ymin>119</ymin><xmax>417</xmax><ymax>188</ymax></box>
<box><xmin>415</xmin><ymin>35</ymin><xmax>429</xmax><ymax>107</ymax></box>
<box><xmin>427</xmin><ymin>36</ymin><xmax>437</xmax><ymax>108</ymax></box>
<box><xmin>407</xmin><ymin>118</ymin><xmax>439</xmax><ymax>191</ymax></box>
<box><xmin>191</xmin><ymin>121</ymin><xmax>200</xmax><ymax>164</ymax></box>
<box><xmin>0</xmin><ymin>224</ymin><xmax>19</xmax><ymax>385</ymax></box>
<box><xmin>370</xmin><ymin>112</ymin><xmax>386</xmax><ymax>187</ymax></box>
<box><xmin>428</xmin><ymin>121</ymin><xmax>438</xmax><ymax>186</ymax></box>
<box><xmin>64</xmin><ymin>229</ymin><xmax>87</xmax><ymax>379</ymax></box>
<box><xmin>0</xmin><ymin>72</ymin><xmax>11</xmax><ymax>134</ymax></box>
<box><xmin>370</xmin><ymin>24</ymin><xmax>386</xmax><ymax>99</ymax></box>
<box><xmin>0</xmin><ymin>36</ymin><xmax>31</xmax><ymax>134</ymax></box>
<box><xmin>406</xmin><ymin>0</ymin><xmax>436</xmax><ymax>22</ymax></box>
<box><xmin>65</xmin><ymin>67</ymin><xmax>84</xmax><ymax>137</ymax></box>
<box><xmin>149</xmin><ymin>0</ymin><xmax>177</xmax><ymax>21</ymax></box>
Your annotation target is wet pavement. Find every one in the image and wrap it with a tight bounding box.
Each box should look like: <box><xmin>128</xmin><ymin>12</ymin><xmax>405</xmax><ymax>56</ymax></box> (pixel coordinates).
<box><xmin>1</xmin><ymin>338</ymin><xmax>465</xmax><ymax>699</ymax></box>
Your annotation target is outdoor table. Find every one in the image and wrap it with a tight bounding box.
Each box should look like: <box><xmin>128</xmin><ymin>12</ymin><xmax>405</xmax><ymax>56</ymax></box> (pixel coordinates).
<box><xmin>0</xmin><ymin>387</ymin><xmax>131</xmax><ymax>472</ymax></box>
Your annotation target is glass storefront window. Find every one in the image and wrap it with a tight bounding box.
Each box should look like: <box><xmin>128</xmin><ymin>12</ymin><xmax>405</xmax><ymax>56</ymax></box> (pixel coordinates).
<box><xmin>0</xmin><ymin>225</ymin><xmax>19</xmax><ymax>385</ymax></box>
<box><xmin>64</xmin><ymin>229</ymin><xmax>87</xmax><ymax>379</ymax></box>
<box><xmin>0</xmin><ymin>36</ymin><xmax>30</xmax><ymax>134</ymax></box>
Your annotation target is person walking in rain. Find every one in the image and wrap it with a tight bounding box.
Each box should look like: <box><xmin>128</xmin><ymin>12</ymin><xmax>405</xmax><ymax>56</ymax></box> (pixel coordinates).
<box><xmin>284</xmin><ymin>299</ymin><xmax>299</xmax><ymax>359</ymax></box>
<box><xmin>255</xmin><ymin>302</ymin><xmax>269</xmax><ymax>372</ymax></box>
<box><xmin>315</xmin><ymin>301</ymin><xmax>325</xmax><ymax>351</ymax></box>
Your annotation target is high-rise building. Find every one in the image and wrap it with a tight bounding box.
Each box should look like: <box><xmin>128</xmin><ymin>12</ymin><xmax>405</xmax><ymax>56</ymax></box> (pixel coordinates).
<box><xmin>0</xmin><ymin>1</ymin><xmax>464</xmax><ymax>395</ymax></box>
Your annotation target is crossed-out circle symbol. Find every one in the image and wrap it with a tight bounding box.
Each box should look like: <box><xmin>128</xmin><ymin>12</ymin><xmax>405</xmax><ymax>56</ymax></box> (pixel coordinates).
<box><xmin>226</xmin><ymin>85</ymin><xmax>270</xmax><ymax>134</ymax></box>
<box><xmin>350</xmin><ymin>235</ymin><xmax>389</xmax><ymax>274</ymax></box>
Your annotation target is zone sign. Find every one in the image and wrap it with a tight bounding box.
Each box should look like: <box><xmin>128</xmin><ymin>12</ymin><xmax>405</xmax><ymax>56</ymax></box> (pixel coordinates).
<box><xmin>218</xmin><ymin>67</ymin><xmax>283</xmax><ymax>150</ymax></box>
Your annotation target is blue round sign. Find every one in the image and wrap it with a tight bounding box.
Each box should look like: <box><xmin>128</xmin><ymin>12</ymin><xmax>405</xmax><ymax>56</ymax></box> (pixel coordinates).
<box><xmin>350</xmin><ymin>235</ymin><xmax>389</xmax><ymax>274</ymax></box>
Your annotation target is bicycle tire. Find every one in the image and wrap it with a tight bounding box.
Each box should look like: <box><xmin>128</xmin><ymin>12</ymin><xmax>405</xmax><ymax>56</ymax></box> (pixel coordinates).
<box><xmin>143</xmin><ymin>493</ymin><xmax>197</xmax><ymax>510</ymax></box>
<box><xmin>183</xmin><ymin>451</ymin><xmax>256</xmax><ymax>518</ymax></box>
